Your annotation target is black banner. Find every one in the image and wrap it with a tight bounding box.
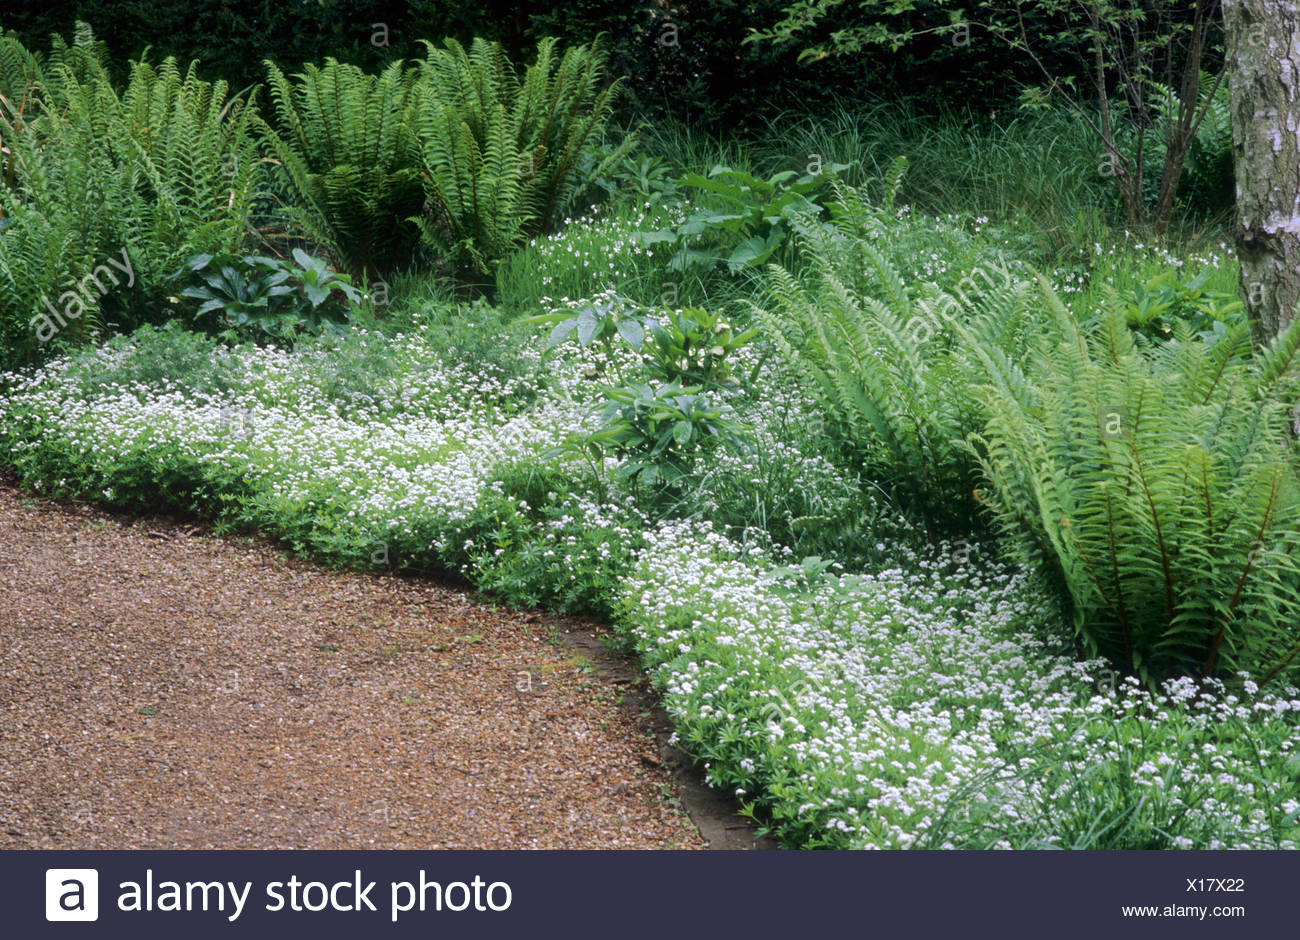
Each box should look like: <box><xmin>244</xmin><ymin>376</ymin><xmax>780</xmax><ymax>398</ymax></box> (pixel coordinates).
<box><xmin>5</xmin><ymin>850</ymin><xmax>1295</xmax><ymax>938</ymax></box>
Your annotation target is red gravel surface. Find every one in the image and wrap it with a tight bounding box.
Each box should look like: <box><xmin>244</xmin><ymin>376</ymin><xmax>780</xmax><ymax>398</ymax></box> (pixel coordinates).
<box><xmin>0</xmin><ymin>482</ymin><xmax>706</xmax><ymax>849</ymax></box>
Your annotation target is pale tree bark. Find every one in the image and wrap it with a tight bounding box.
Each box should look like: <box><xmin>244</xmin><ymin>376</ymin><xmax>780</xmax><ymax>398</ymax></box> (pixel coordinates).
<box><xmin>1225</xmin><ymin>0</ymin><xmax>1300</xmax><ymax>345</ymax></box>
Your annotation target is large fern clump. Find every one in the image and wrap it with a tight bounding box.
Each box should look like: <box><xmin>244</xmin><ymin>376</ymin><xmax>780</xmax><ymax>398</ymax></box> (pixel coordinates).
<box><xmin>968</xmin><ymin>280</ymin><xmax>1300</xmax><ymax>687</ymax></box>
<box><xmin>748</xmin><ymin>174</ymin><xmax>1042</xmax><ymax>534</ymax></box>
<box><xmin>0</xmin><ymin>23</ymin><xmax>260</xmax><ymax>368</ymax></box>
<box><xmin>260</xmin><ymin>57</ymin><xmax>422</xmax><ymax>277</ymax></box>
<box><xmin>0</xmin><ymin>24</ymin><xmax>116</xmax><ymax>364</ymax></box>
<box><xmin>409</xmin><ymin>36</ymin><xmax>633</xmax><ymax>282</ymax></box>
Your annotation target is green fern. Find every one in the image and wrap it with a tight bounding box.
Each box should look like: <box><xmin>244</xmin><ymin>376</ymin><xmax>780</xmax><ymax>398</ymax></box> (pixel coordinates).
<box><xmin>0</xmin><ymin>23</ymin><xmax>261</xmax><ymax>368</ymax></box>
<box><xmin>409</xmin><ymin>36</ymin><xmax>633</xmax><ymax>281</ymax></box>
<box><xmin>968</xmin><ymin>281</ymin><xmax>1300</xmax><ymax>688</ymax></box>
<box><xmin>748</xmin><ymin>177</ymin><xmax>1039</xmax><ymax>534</ymax></box>
<box><xmin>260</xmin><ymin>57</ymin><xmax>422</xmax><ymax>276</ymax></box>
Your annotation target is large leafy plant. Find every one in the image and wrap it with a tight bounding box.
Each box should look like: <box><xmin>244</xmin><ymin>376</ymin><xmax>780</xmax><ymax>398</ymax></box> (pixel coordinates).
<box><xmin>409</xmin><ymin>36</ymin><xmax>633</xmax><ymax>281</ymax></box>
<box><xmin>1112</xmin><ymin>267</ymin><xmax>1244</xmax><ymax>341</ymax></box>
<box><xmin>590</xmin><ymin>147</ymin><xmax>680</xmax><ymax>210</ymax></box>
<box><xmin>967</xmin><ymin>280</ymin><xmax>1300</xmax><ymax>688</ymax></box>
<box><xmin>748</xmin><ymin>178</ymin><xmax>1040</xmax><ymax>534</ymax></box>
<box><xmin>168</xmin><ymin>249</ymin><xmax>359</xmax><ymax>343</ymax></box>
<box><xmin>530</xmin><ymin>291</ymin><xmax>648</xmax><ymax>359</ymax></box>
<box><xmin>260</xmin><ymin>57</ymin><xmax>422</xmax><ymax>277</ymax></box>
<box><xmin>0</xmin><ymin>24</ymin><xmax>260</xmax><ymax>368</ymax></box>
<box><xmin>579</xmin><ymin>380</ymin><xmax>752</xmax><ymax>487</ymax></box>
<box><xmin>635</xmin><ymin>162</ymin><xmax>849</xmax><ymax>274</ymax></box>
<box><xmin>642</xmin><ymin>305</ymin><xmax>758</xmax><ymax>389</ymax></box>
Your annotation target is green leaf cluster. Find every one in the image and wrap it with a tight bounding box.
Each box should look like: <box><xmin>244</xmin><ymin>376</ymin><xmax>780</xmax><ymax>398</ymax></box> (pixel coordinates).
<box><xmin>166</xmin><ymin>248</ymin><xmax>359</xmax><ymax>343</ymax></box>
<box><xmin>1112</xmin><ymin>266</ymin><xmax>1244</xmax><ymax>342</ymax></box>
<box><xmin>635</xmin><ymin>161</ymin><xmax>849</xmax><ymax>275</ymax></box>
<box><xmin>749</xmin><ymin>174</ymin><xmax>1040</xmax><ymax>534</ymax></box>
<box><xmin>642</xmin><ymin>305</ymin><xmax>758</xmax><ymax>389</ymax></box>
<box><xmin>0</xmin><ymin>23</ymin><xmax>260</xmax><ymax>367</ymax></box>
<box><xmin>580</xmin><ymin>380</ymin><xmax>752</xmax><ymax>487</ymax></box>
<box><xmin>525</xmin><ymin>291</ymin><xmax>650</xmax><ymax>373</ymax></box>
<box><xmin>968</xmin><ymin>280</ymin><xmax>1300</xmax><ymax>687</ymax></box>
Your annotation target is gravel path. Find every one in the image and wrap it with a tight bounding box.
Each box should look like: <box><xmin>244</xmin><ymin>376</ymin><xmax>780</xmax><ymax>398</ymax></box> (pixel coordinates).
<box><xmin>0</xmin><ymin>480</ymin><xmax>706</xmax><ymax>849</ymax></box>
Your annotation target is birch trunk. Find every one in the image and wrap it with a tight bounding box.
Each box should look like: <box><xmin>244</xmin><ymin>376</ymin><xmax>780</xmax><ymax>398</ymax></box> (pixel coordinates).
<box><xmin>1225</xmin><ymin>0</ymin><xmax>1300</xmax><ymax>345</ymax></box>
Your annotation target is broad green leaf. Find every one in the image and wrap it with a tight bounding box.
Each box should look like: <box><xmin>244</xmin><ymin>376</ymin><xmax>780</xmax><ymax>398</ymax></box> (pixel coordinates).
<box><xmin>547</xmin><ymin>319</ymin><xmax>578</xmax><ymax>349</ymax></box>
<box><xmin>616</xmin><ymin>317</ymin><xmax>644</xmax><ymax>349</ymax></box>
<box><xmin>576</xmin><ymin>308</ymin><xmax>600</xmax><ymax>346</ymax></box>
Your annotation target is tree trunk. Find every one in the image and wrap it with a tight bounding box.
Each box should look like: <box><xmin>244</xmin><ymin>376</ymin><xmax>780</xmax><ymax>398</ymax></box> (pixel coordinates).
<box><xmin>1225</xmin><ymin>0</ymin><xmax>1300</xmax><ymax>346</ymax></box>
<box><xmin>1152</xmin><ymin>0</ymin><xmax>1218</xmax><ymax>238</ymax></box>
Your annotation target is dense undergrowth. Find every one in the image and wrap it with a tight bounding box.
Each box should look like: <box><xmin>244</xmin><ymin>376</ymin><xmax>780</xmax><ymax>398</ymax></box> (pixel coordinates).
<box><xmin>3</xmin><ymin>21</ymin><xmax>1298</xmax><ymax>850</ymax></box>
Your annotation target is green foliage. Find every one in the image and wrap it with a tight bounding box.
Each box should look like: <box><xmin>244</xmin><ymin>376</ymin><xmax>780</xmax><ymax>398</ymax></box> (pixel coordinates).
<box><xmin>518</xmin><ymin>0</ymin><xmax>869</xmax><ymax>129</ymax></box>
<box><xmin>636</xmin><ymin>162</ymin><xmax>849</xmax><ymax>275</ymax></box>
<box><xmin>967</xmin><ymin>281</ymin><xmax>1300</xmax><ymax>687</ymax></box>
<box><xmin>455</xmin><ymin>458</ymin><xmax>640</xmax><ymax>616</ymax></box>
<box><xmin>754</xmin><ymin>102</ymin><xmax>1112</xmax><ymax>244</ymax></box>
<box><xmin>409</xmin><ymin>35</ymin><xmax>633</xmax><ymax>282</ymax></box>
<box><xmin>373</xmin><ymin>291</ymin><xmax>541</xmax><ymax>395</ymax></box>
<box><xmin>2</xmin><ymin>2</ymin><xmax>422</xmax><ymax>102</ymax></box>
<box><xmin>1112</xmin><ymin>70</ymin><xmax>1235</xmax><ymax>218</ymax></box>
<box><xmin>1181</xmin><ymin>72</ymin><xmax>1234</xmax><ymax>212</ymax></box>
<box><xmin>642</xmin><ymin>305</ymin><xmax>757</xmax><ymax>389</ymax></box>
<box><xmin>167</xmin><ymin>249</ymin><xmax>359</xmax><ymax>343</ymax></box>
<box><xmin>1112</xmin><ymin>266</ymin><xmax>1244</xmax><ymax>342</ymax></box>
<box><xmin>0</xmin><ymin>29</ymin><xmax>58</xmax><ymax>193</ymax></box>
<box><xmin>754</xmin><ymin>1</ymin><xmax>1228</xmax><ymax>233</ymax></box>
<box><xmin>634</xmin><ymin>119</ymin><xmax>755</xmax><ymax>178</ymax></box>
<box><xmin>263</xmin><ymin>248</ymin><xmax>362</xmax><ymax>311</ymax></box>
<box><xmin>493</xmin><ymin>200</ymin><xmax>686</xmax><ymax>317</ymax></box>
<box><xmin>749</xmin><ymin>178</ymin><xmax>1040</xmax><ymax>533</ymax></box>
<box><xmin>571</xmin><ymin>380</ymin><xmax>752</xmax><ymax>488</ymax></box>
<box><xmin>0</xmin><ymin>23</ymin><xmax>260</xmax><ymax>367</ymax></box>
<box><xmin>60</xmin><ymin>321</ymin><xmax>239</xmax><ymax>400</ymax></box>
<box><xmin>260</xmin><ymin>56</ymin><xmax>422</xmax><ymax>277</ymax></box>
<box><xmin>589</xmin><ymin>146</ymin><xmax>680</xmax><ymax>210</ymax></box>
<box><xmin>919</xmin><ymin>706</ymin><xmax>1300</xmax><ymax>849</ymax></box>
<box><xmin>528</xmin><ymin>290</ymin><xmax>649</xmax><ymax>363</ymax></box>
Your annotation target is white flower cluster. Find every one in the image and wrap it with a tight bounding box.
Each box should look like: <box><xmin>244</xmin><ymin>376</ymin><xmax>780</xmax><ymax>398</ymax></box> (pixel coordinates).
<box><xmin>0</xmin><ymin>330</ymin><xmax>589</xmax><ymax>564</ymax></box>
<box><xmin>623</xmin><ymin>521</ymin><xmax>1300</xmax><ymax>850</ymax></box>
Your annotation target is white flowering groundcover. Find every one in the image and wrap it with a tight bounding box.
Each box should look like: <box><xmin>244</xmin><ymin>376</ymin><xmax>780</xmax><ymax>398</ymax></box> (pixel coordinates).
<box><xmin>2</xmin><ymin>322</ymin><xmax>1298</xmax><ymax>849</ymax></box>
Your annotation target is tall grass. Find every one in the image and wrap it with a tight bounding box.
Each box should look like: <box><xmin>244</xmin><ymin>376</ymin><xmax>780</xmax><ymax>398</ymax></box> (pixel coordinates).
<box><xmin>632</xmin><ymin>119</ymin><xmax>755</xmax><ymax>177</ymax></box>
<box><xmin>753</xmin><ymin>101</ymin><xmax>1112</xmax><ymax>239</ymax></box>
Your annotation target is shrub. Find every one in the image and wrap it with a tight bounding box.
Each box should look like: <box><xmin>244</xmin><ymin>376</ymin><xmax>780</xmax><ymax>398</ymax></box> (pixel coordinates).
<box><xmin>260</xmin><ymin>56</ymin><xmax>423</xmax><ymax>277</ymax></box>
<box><xmin>408</xmin><ymin>35</ymin><xmax>633</xmax><ymax>282</ymax></box>
<box><xmin>967</xmin><ymin>280</ymin><xmax>1300</xmax><ymax>688</ymax></box>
